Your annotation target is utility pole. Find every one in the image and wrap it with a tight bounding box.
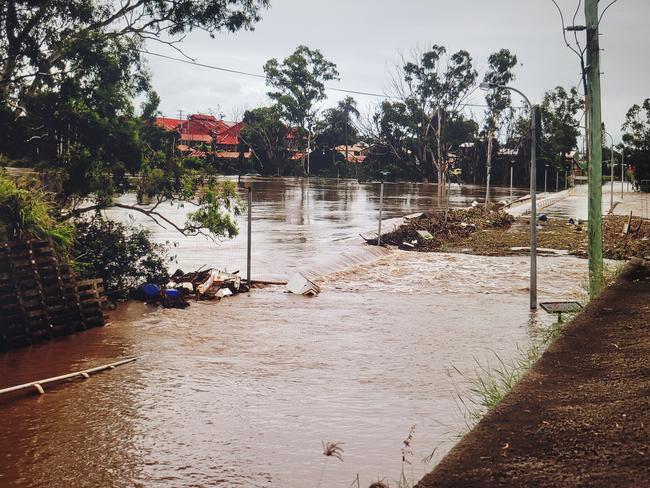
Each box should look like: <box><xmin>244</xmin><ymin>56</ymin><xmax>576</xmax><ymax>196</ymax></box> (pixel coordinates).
<box><xmin>437</xmin><ymin>108</ymin><xmax>444</xmax><ymax>192</ymax></box>
<box><xmin>544</xmin><ymin>165</ymin><xmax>548</xmax><ymax>193</ymax></box>
<box><xmin>585</xmin><ymin>0</ymin><xmax>604</xmax><ymax>298</ymax></box>
<box><xmin>306</xmin><ymin>130</ymin><xmax>311</xmax><ymax>175</ymax></box>
<box><xmin>510</xmin><ymin>162</ymin><xmax>514</xmax><ymax>198</ymax></box>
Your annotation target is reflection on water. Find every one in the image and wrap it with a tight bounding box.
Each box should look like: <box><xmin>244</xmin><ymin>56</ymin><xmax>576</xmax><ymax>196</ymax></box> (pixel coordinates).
<box><xmin>105</xmin><ymin>177</ymin><xmax>527</xmax><ymax>280</ymax></box>
<box><xmin>0</xmin><ymin>178</ymin><xmax>585</xmax><ymax>487</ymax></box>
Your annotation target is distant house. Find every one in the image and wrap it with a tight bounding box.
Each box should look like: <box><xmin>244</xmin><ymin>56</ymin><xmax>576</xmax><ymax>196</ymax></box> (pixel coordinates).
<box><xmin>335</xmin><ymin>144</ymin><xmax>368</xmax><ymax>163</ymax></box>
<box><xmin>154</xmin><ymin>114</ymin><xmax>249</xmax><ymax>160</ymax></box>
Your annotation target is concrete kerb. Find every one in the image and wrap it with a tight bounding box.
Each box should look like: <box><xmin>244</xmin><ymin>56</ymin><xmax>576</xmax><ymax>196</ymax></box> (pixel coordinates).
<box><xmin>506</xmin><ymin>188</ymin><xmax>574</xmax><ymax>218</ymax></box>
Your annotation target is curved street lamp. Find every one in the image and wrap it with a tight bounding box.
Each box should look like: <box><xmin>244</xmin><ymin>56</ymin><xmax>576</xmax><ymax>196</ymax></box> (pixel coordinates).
<box><xmin>481</xmin><ymin>82</ymin><xmax>537</xmax><ymax>310</ymax></box>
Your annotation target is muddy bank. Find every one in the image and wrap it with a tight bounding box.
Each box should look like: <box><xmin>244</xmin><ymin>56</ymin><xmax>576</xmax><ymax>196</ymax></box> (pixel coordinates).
<box><xmin>416</xmin><ymin>259</ymin><xmax>650</xmax><ymax>488</ymax></box>
<box><xmin>375</xmin><ymin>207</ymin><xmax>650</xmax><ymax>260</ymax></box>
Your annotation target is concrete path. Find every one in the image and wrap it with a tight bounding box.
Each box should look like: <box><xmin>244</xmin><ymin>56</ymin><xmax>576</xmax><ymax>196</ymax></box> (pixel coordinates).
<box><xmin>508</xmin><ymin>183</ymin><xmax>650</xmax><ymax>220</ymax></box>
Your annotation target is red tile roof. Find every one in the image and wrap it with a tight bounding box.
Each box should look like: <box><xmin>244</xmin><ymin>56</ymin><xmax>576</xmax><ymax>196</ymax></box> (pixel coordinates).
<box><xmin>156</xmin><ymin>114</ymin><xmax>244</xmax><ymax>147</ymax></box>
<box><xmin>155</xmin><ymin>117</ymin><xmax>182</xmax><ymax>131</ymax></box>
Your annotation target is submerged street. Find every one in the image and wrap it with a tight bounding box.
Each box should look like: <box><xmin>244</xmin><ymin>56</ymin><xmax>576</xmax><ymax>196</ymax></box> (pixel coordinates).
<box><xmin>0</xmin><ymin>180</ymin><xmax>589</xmax><ymax>487</ymax></box>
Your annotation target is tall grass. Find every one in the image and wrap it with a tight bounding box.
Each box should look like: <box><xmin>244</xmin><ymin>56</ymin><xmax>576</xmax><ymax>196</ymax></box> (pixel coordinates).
<box><xmin>453</xmin><ymin>345</ymin><xmax>542</xmax><ymax>427</ymax></box>
<box><xmin>0</xmin><ymin>171</ymin><xmax>73</xmax><ymax>249</ymax></box>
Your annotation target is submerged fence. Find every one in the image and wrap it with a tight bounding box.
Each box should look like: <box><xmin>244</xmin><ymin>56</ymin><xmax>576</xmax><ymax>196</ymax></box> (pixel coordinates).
<box><xmin>0</xmin><ymin>239</ymin><xmax>106</xmax><ymax>352</ymax></box>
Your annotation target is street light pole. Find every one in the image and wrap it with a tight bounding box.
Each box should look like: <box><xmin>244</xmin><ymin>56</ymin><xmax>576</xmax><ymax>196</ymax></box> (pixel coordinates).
<box><xmin>604</xmin><ymin>131</ymin><xmax>615</xmax><ymax>212</ymax></box>
<box><xmin>544</xmin><ymin>165</ymin><xmax>548</xmax><ymax>193</ymax></box>
<box><xmin>510</xmin><ymin>162</ymin><xmax>514</xmax><ymax>198</ymax></box>
<box><xmin>530</xmin><ymin>107</ymin><xmax>538</xmax><ymax>309</ymax></box>
<box><xmin>481</xmin><ymin>82</ymin><xmax>537</xmax><ymax>309</ymax></box>
<box><xmin>621</xmin><ymin>146</ymin><xmax>625</xmax><ymax>200</ymax></box>
<box><xmin>377</xmin><ymin>180</ymin><xmax>384</xmax><ymax>245</ymax></box>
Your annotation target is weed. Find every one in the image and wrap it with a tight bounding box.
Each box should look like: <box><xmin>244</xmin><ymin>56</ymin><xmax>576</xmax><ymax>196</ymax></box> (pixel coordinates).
<box><xmin>317</xmin><ymin>441</ymin><xmax>344</xmax><ymax>487</ymax></box>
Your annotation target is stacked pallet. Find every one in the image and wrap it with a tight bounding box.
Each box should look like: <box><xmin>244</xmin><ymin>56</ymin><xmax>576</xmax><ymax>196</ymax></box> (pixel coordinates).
<box><xmin>0</xmin><ymin>239</ymin><xmax>106</xmax><ymax>352</ymax></box>
<box><xmin>77</xmin><ymin>279</ymin><xmax>107</xmax><ymax>329</ymax></box>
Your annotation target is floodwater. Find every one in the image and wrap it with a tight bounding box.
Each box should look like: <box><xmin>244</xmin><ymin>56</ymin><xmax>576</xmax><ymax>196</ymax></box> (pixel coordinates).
<box><xmin>0</xmin><ymin>178</ymin><xmax>589</xmax><ymax>487</ymax></box>
<box><xmin>105</xmin><ymin>177</ymin><xmax>528</xmax><ymax>281</ymax></box>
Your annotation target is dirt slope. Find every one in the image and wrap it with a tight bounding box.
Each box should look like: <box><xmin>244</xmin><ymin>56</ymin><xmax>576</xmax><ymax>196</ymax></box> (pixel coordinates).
<box><xmin>417</xmin><ymin>259</ymin><xmax>650</xmax><ymax>488</ymax></box>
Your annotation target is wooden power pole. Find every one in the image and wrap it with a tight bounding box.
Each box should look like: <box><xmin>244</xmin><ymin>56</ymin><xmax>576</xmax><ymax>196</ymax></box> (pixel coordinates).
<box><xmin>585</xmin><ymin>0</ymin><xmax>604</xmax><ymax>298</ymax></box>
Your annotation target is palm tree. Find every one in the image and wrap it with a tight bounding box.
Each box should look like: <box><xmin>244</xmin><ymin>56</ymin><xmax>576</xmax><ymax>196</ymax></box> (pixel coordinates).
<box><xmin>337</xmin><ymin>97</ymin><xmax>360</xmax><ymax>162</ymax></box>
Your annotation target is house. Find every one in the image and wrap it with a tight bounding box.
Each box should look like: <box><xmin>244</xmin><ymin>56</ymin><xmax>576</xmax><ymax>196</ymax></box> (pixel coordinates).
<box><xmin>335</xmin><ymin>143</ymin><xmax>368</xmax><ymax>163</ymax></box>
<box><xmin>154</xmin><ymin>114</ymin><xmax>249</xmax><ymax>159</ymax></box>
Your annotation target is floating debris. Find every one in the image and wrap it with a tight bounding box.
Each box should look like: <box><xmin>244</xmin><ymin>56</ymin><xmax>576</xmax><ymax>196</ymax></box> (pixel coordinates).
<box><xmin>132</xmin><ymin>267</ymin><xmax>247</xmax><ymax>308</ymax></box>
<box><xmin>286</xmin><ymin>273</ymin><xmax>321</xmax><ymax>297</ymax></box>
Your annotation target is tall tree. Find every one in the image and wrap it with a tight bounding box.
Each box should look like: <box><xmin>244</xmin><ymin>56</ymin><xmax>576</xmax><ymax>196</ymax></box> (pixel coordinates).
<box><xmin>240</xmin><ymin>106</ymin><xmax>293</xmax><ymax>176</ymax></box>
<box><xmin>621</xmin><ymin>98</ymin><xmax>650</xmax><ymax>184</ymax></box>
<box><xmin>482</xmin><ymin>49</ymin><xmax>518</xmax><ymax>200</ymax></box>
<box><xmin>390</xmin><ymin>45</ymin><xmax>478</xmax><ymax>184</ymax></box>
<box><xmin>263</xmin><ymin>45</ymin><xmax>338</xmax><ymax>170</ymax></box>
<box><xmin>0</xmin><ymin>0</ymin><xmax>269</xmax><ymax>111</ymax></box>
<box><xmin>0</xmin><ymin>0</ymin><xmax>269</xmax><ymax>240</ymax></box>
<box><xmin>313</xmin><ymin>97</ymin><xmax>360</xmax><ymax>153</ymax></box>
<box><xmin>539</xmin><ymin>86</ymin><xmax>582</xmax><ymax>171</ymax></box>
<box><xmin>337</xmin><ymin>96</ymin><xmax>360</xmax><ymax>162</ymax></box>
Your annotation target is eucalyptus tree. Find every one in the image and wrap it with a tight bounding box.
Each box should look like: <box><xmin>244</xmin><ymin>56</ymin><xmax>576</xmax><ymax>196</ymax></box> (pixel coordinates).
<box><xmin>240</xmin><ymin>106</ymin><xmax>292</xmax><ymax>176</ymax></box>
<box><xmin>621</xmin><ymin>98</ymin><xmax>650</xmax><ymax>184</ymax></box>
<box><xmin>482</xmin><ymin>49</ymin><xmax>518</xmax><ymax>201</ymax></box>
<box><xmin>388</xmin><ymin>45</ymin><xmax>478</xmax><ymax>184</ymax></box>
<box><xmin>263</xmin><ymin>45</ymin><xmax>339</xmax><ymax>171</ymax></box>
<box><xmin>539</xmin><ymin>86</ymin><xmax>582</xmax><ymax>175</ymax></box>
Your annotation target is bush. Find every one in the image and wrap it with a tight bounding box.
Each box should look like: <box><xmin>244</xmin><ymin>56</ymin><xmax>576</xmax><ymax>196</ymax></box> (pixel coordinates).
<box><xmin>72</xmin><ymin>217</ymin><xmax>172</xmax><ymax>299</ymax></box>
<box><xmin>0</xmin><ymin>170</ymin><xmax>73</xmax><ymax>249</ymax></box>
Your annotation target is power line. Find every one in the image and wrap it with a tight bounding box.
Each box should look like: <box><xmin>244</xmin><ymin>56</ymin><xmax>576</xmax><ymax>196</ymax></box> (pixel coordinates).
<box><xmin>598</xmin><ymin>0</ymin><xmax>621</xmax><ymax>26</ymax></box>
<box><xmin>140</xmin><ymin>49</ymin><xmax>502</xmax><ymax>109</ymax></box>
<box><xmin>140</xmin><ymin>49</ymin><xmax>390</xmax><ymax>98</ymax></box>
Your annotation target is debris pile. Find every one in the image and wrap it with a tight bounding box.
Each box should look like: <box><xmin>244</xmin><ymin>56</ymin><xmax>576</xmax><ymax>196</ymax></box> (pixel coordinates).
<box><xmin>371</xmin><ymin>204</ymin><xmax>515</xmax><ymax>251</ymax></box>
<box><xmin>132</xmin><ymin>267</ymin><xmax>248</xmax><ymax>308</ymax></box>
<box><xmin>603</xmin><ymin>215</ymin><xmax>650</xmax><ymax>260</ymax></box>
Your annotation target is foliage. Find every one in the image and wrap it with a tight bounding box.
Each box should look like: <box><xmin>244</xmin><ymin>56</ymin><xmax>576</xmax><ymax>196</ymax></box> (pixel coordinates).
<box><xmin>0</xmin><ymin>0</ymin><xmax>267</xmax><ymax>239</ymax></box>
<box><xmin>621</xmin><ymin>98</ymin><xmax>650</xmax><ymax>183</ymax></box>
<box><xmin>264</xmin><ymin>45</ymin><xmax>339</xmax><ymax>130</ymax></box>
<box><xmin>0</xmin><ymin>171</ymin><xmax>73</xmax><ymax>248</ymax></box>
<box><xmin>538</xmin><ymin>86</ymin><xmax>582</xmax><ymax>170</ymax></box>
<box><xmin>314</xmin><ymin>96</ymin><xmax>360</xmax><ymax>150</ymax></box>
<box><xmin>72</xmin><ymin>217</ymin><xmax>171</xmax><ymax>299</ymax></box>
<box><xmin>482</xmin><ymin>49</ymin><xmax>518</xmax><ymax>131</ymax></box>
<box><xmin>454</xmin><ymin>346</ymin><xmax>542</xmax><ymax>426</ymax></box>
<box><xmin>0</xmin><ymin>0</ymin><xmax>268</xmax><ymax>103</ymax></box>
<box><xmin>240</xmin><ymin>106</ymin><xmax>294</xmax><ymax>175</ymax></box>
<box><xmin>366</xmin><ymin>45</ymin><xmax>479</xmax><ymax>181</ymax></box>
<box><xmin>131</xmin><ymin>166</ymin><xmax>243</xmax><ymax>239</ymax></box>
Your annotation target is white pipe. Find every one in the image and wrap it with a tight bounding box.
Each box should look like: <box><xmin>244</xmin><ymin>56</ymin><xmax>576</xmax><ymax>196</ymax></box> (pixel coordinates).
<box><xmin>0</xmin><ymin>357</ymin><xmax>137</xmax><ymax>396</ymax></box>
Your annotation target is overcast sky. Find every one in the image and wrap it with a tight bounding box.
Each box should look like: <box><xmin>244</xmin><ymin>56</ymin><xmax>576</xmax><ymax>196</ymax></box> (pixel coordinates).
<box><xmin>142</xmin><ymin>0</ymin><xmax>647</xmax><ymax>141</ymax></box>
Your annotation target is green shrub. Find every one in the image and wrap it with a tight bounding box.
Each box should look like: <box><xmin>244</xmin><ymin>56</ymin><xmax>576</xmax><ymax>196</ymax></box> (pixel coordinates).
<box><xmin>0</xmin><ymin>171</ymin><xmax>73</xmax><ymax>249</ymax></box>
<box><xmin>72</xmin><ymin>217</ymin><xmax>172</xmax><ymax>299</ymax></box>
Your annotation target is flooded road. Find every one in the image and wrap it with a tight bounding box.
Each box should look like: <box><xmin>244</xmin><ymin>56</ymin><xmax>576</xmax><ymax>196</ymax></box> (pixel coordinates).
<box><xmin>0</xmin><ymin>178</ymin><xmax>588</xmax><ymax>487</ymax></box>
<box><xmin>105</xmin><ymin>178</ymin><xmax>527</xmax><ymax>280</ymax></box>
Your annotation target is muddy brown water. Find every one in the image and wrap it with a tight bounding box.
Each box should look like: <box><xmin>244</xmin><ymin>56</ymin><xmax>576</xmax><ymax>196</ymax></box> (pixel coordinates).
<box><xmin>0</xmin><ymin>178</ymin><xmax>589</xmax><ymax>487</ymax></box>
